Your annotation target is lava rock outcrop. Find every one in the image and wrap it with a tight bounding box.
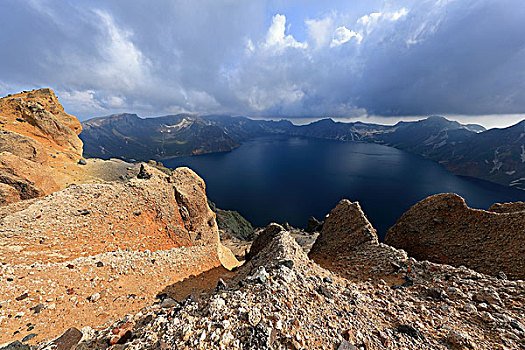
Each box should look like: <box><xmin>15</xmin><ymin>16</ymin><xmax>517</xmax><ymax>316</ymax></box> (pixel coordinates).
<box><xmin>0</xmin><ymin>89</ymin><xmax>83</xmax><ymax>205</ymax></box>
<box><xmin>385</xmin><ymin>193</ymin><xmax>525</xmax><ymax>280</ymax></box>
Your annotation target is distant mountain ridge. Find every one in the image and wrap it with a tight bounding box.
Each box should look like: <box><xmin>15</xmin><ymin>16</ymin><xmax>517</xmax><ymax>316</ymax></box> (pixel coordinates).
<box><xmin>80</xmin><ymin>113</ymin><xmax>525</xmax><ymax>189</ymax></box>
<box><xmin>81</xmin><ymin>113</ymin><xmax>240</xmax><ymax>161</ymax></box>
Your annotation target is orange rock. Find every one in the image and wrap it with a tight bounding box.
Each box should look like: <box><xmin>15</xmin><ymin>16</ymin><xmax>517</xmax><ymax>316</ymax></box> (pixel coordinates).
<box><xmin>0</xmin><ymin>89</ymin><xmax>83</xmax><ymax>204</ymax></box>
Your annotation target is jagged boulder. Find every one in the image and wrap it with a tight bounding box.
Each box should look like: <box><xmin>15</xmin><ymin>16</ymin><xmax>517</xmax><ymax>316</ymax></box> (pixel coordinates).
<box><xmin>385</xmin><ymin>193</ymin><xmax>525</xmax><ymax>279</ymax></box>
<box><xmin>246</xmin><ymin>223</ymin><xmax>285</xmax><ymax>261</ymax></box>
<box><xmin>305</xmin><ymin>216</ymin><xmax>323</xmax><ymax>233</ymax></box>
<box><xmin>309</xmin><ymin>199</ymin><xmax>378</xmax><ymax>259</ymax></box>
<box><xmin>0</xmin><ymin>89</ymin><xmax>84</xmax><ymax>205</ymax></box>
<box><xmin>308</xmin><ymin>199</ymin><xmax>409</xmax><ymax>282</ymax></box>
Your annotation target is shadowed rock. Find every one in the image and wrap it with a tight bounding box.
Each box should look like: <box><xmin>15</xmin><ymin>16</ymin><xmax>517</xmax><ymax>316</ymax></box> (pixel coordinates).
<box><xmin>49</xmin><ymin>327</ymin><xmax>83</xmax><ymax>350</ymax></box>
<box><xmin>246</xmin><ymin>223</ymin><xmax>285</xmax><ymax>261</ymax></box>
<box><xmin>309</xmin><ymin>199</ymin><xmax>378</xmax><ymax>259</ymax></box>
<box><xmin>305</xmin><ymin>216</ymin><xmax>323</xmax><ymax>233</ymax></box>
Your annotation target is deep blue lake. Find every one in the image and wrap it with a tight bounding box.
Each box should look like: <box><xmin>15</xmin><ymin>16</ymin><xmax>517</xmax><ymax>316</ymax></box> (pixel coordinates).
<box><xmin>163</xmin><ymin>135</ymin><xmax>525</xmax><ymax>239</ymax></box>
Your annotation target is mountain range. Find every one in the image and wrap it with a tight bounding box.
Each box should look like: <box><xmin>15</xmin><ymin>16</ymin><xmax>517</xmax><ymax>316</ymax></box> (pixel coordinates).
<box><xmin>80</xmin><ymin>113</ymin><xmax>525</xmax><ymax>189</ymax></box>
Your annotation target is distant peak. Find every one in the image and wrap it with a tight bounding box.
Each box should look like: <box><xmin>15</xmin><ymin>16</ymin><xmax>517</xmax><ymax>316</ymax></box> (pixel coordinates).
<box><xmin>110</xmin><ymin>113</ymin><xmax>139</xmax><ymax>118</ymax></box>
<box><xmin>315</xmin><ymin>118</ymin><xmax>336</xmax><ymax>124</ymax></box>
<box><xmin>427</xmin><ymin>115</ymin><xmax>447</xmax><ymax>119</ymax></box>
<box><xmin>102</xmin><ymin>113</ymin><xmax>141</xmax><ymax>121</ymax></box>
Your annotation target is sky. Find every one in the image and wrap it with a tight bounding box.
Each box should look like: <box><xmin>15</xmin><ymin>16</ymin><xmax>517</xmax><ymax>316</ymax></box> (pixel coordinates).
<box><xmin>1</xmin><ymin>0</ymin><xmax>525</xmax><ymax>128</ymax></box>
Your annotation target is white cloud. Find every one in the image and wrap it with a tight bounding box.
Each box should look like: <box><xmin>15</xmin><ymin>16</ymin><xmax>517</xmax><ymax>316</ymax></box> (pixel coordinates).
<box><xmin>58</xmin><ymin>90</ymin><xmax>105</xmax><ymax>114</ymax></box>
<box><xmin>330</xmin><ymin>26</ymin><xmax>363</xmax><ymax>47</ymax></box>
<box><xmin>242</xmin><ymin>84</ymin><xmax>306</xmax><ymax>112</ymax></box>
<box><xmin>357</xmin><ymin>8</ymin><xmax>409</xmax><ymax>34</ymax></box>
<box><xmin>2</xmin><ymin>1</ymin><xmax>525</xmax><ymax>120</ymax></box>
<box><xmin>306</xmin><ymin>16</ymin><xmax>333</xmax><ymax>49</ymax></box>
<box><xmin>93</xmin><ymin>10</ymin><xmax>152</xmax><ymax>91</ymax></box>
<box><xmin>263</xmin><ymin>14</ymin><xmax>308</xmax><ymax>51</ymax></box>
<box><xmin>388</xmin><ymin>8</ymin><xmax>409</xmax><ymax>21</ymax></box>
<box><xmin>102</xmin><ymin>95</ymin><xmax>126</xmax><ymax>108</ymax></box>
<box><xmin>245</xmin><ymin>39</ymin><xmax>255</xmax><ymax>54</ymax></box>
<box><xmin>358</xmin><ymin>12</ymin><xmax>382</xmax><ymax>27</ymax></box>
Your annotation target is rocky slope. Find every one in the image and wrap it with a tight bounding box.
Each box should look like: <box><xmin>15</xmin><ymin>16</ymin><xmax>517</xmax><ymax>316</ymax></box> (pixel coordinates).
<box><xmin>385</xmin><ymin>193</ymin><xmax>525</xmax><ymax>280</ymax></box>
<box><xmin>34</xmin><ymin>198</ymin><xmax>525</xmax><ymax>350</ymax></box>
<box><xmin>0</xmin><ymin>163</ymin><xmax>239</xmax><ymax>345</ymax></box>
<box><xmin>434</xmin><ymin>121</ymin><xmax>525</xmax><ymax>190</ymax></box>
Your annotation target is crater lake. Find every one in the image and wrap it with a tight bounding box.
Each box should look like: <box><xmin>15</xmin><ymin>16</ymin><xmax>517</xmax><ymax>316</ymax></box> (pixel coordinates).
<box><xmin>163</xmin><ymin>135</ymin><xmax>525</xmax><ymax>239</ymax></box>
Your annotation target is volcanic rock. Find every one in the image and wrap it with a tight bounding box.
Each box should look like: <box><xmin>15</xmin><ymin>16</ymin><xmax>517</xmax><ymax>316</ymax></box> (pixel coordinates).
<box><xmin>245</xmin><ymin>223</ymin><xmax>285</xmax><ymax>261</ymax></box>
<box><xmin>309</xmin><ymin>199</ymin><xmax>377</xmax><ymax>258</ymax></box>
<box><xmin>72</xmin><ymin>223</ymin><xmax>525</xmax><ymax>350</ymax></box>
<box><xmin>305</xmin><ymin>216</ymin><xmax>323</xmax><ymax>233</ymax></box>
<box><xmin>0</xmin><ymin>89</ymin><xmax>83</xmax><ymax>204</ymax></box>
<box><xmin>0</xmin><ymin>162</ymin><xmax>239</xmax><ymax>344</ymax></box>
<box><xmin>48</xmin><ymin>327</ymin><xmax>83</xmax><ymax>350</ymax></box>
<box><xmin>385</xmin><ymin>193</ymin><xmax>525</xmax><ymax>279</ymax></box>
<box><xmin>488</xmin><ymin>201</ymin><xmax>525</xmax><ymax>213</ymax></box>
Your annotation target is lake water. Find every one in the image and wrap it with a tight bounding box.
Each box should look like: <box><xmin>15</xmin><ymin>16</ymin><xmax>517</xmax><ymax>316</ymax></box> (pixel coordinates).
<box><xmin>163</xmin><ymin>135</ymin><xmax>525</xmax><ymax>239</ymax></box>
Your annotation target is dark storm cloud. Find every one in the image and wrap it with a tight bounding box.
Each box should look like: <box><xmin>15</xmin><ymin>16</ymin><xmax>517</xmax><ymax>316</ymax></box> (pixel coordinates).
<box><xmin>0</xmin><ymin>0</ymin><xmax>524</xmax><ymax>120</ymax></box>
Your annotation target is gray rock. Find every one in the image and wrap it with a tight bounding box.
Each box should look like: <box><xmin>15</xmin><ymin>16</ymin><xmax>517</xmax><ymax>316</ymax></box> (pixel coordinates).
<box><xmin>323</xmin><ymin>276</ymin><xmax>333</xmax><ymax>284</ymax></box>
<box><xmin>510</xmin><ymin>320</ymin><xmax>524</xmax><ymax>332</ymax></box>
<box><xmin>21</xmin><ymin>334</ymin><xmax>37</xmax><ymax>343</ymax></box>
<box><xmin>137</xmin><ymin>164</ymin><xmax>152</xmax><ymax>179</ymax></box>
<box><xmin>0</xmin><ymin>341</ymin><xmax>31</xmax><ymax>350</ymax></box>
<box><xmin>29</xmin><ymin>304</ymin><xmax>45</xmax><ymax>314</ymax></box>
<box><xmin>276</xmin><ymin>260</ymin><xmax>294</xmax><ymax>269</ymax></box>
<box><xmin>337</xmin><ymin>340</ymin><xmax>358</xmax><ymax>350</ymax></box>
<box><xmin>305</xmin><ymin>216</ymin><xmax>323</xmax><ymax>233</ymax></box>
<box><xmin>159</xmin><ymin>297</ymin><xmax>178</xmax><ymax>308</ymax></box>
<box><xmin>216</xmin><ymin>278</ymin><xmax>227</xmax><ymax>291</ymax></box>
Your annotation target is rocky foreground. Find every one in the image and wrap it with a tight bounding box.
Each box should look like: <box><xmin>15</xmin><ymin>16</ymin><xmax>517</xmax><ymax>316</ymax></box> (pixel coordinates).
<box><xmin>26</xmin><ymin>202</ymin><xmax>525</xmax><ymax>350</ymax></box>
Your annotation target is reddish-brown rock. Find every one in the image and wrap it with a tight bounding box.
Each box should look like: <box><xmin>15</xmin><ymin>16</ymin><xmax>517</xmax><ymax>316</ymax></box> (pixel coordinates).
<box><xmin>385</xmin><ymin>193</ymin><xmax>525</xmax><ymax>279</ymax></box>
<box><xmin>0</xmin><ymin>88</ymin><xmax>82</xmax><ymax>155</ymax></box>
<box><xmin>0</xmin><ymin>89</ymin><xmax>85</xmax><ymax>204</ymax></box>
<box><xmin>0</xmin><ymin>164</ymin><xmax>238</xmax><ymax>267</ymax></box>
<box><xmin>488</xmin><ymin>201</ymin><xmax>525</xmax><ymax>213</ymax></box>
